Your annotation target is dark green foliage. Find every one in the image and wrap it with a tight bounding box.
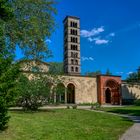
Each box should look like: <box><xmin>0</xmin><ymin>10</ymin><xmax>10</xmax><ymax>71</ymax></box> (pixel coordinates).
<box><xmin>0</xmin><ymin>0</ymin><xmax>13</xmax><ymax>21</ymax></box>
<box><xmin>49</xmin><ymin>62</ymin><xmax>64</xmax><ymax>75</ymax></box>
<box><xmin>106</xmin><ymin>68</ymin><xmax>112</xmax><ymax>75</ymax></box>
<box><xmin>134</xmin><ymin>99</ymin><xmax>140</xmax><ymax>106</ymax></box>
<box><xmin>91</xmin><ymin>102</ymin><xmax>101</xmax><ymax>110</ymax></box>
<box><xmin>0</xmin><ymin>0</ymin><xmax>19</xmax><ymax>130</ymax></box>
<box><xmin>126</xmin><ymin>72</ymin><xmax>138</xmax><ymax>83</ymax></box>
<box><xmin>16</xmin><ymin>75</ymin><xmax>52</xmax><ymax>111</ymax></box>
<box><xmin>5</xmin><ymin>0</ymin><xmax>56</xmax><ymax>60</ymax></box>
<box><xmin>0</xmin><ymin>97</ymin><xmax>10</xmax><ymax>131</ymax></box>
<box><xmin>0</xmin><ymin>52</ymin><xmax>20</xmax><ymax>130</ymax></box>
<box><xmin>126</xmin><ymin>66</ymin><xmax>140</xmax><ymax>83</ymax></box>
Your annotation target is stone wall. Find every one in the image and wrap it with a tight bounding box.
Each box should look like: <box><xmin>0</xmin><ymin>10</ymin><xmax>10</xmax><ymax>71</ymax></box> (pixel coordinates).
<box><xmin>63</xmin><ymin>75</ymin><xmax>97</xmax><ymax>104</ymax></box>
<box><xmin>19</xmin><ymin>60</ymin><xmax>49</xmax><ymax>73</ymax></box>
<box><xmin>121</xmin><ymin>82</ymin><xmax>140</xmax><ymax>100</ymax></box>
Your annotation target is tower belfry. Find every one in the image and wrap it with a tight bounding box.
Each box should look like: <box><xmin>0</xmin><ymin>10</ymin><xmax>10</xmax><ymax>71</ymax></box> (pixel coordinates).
<box><xmin>63</xmin><ymin>16</ymin><xmax>81</xmax><ymax>75</ymax></box>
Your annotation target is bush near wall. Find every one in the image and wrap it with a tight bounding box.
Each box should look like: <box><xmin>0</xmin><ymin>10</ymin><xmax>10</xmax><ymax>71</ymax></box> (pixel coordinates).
<box><xmin>134</xmin><ymin>99</ymin><xmax>140</xmax><ymax>106</ymax></box>
<box><xmin>122</xmin><ymin>99</ymin><xmax>135</xmax><ymax>105</ymax></box>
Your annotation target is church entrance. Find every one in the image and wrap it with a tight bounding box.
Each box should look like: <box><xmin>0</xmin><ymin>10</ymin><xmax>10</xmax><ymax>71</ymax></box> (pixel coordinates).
<box><xmin>105</xmin><ymin>88</ymin><xmax>111</xmax><ymax>103</ymax></box>
<box><xmin>104</xmin><ymin>80</ymin><xmax>120</xmax><ymax>105</ymax></box>
<box><xmin>67</xmin><ymin>84</ymin><xmax>75</xmax><ymax>104</ymax></box>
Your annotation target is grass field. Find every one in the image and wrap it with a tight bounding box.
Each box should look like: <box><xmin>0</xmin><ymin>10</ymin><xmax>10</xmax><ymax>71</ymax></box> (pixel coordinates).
<box><xmin>0</xmin><ymin>109</ymin><xmax>133</xmax><ymax>140</ymax></box>
<box><xmin>101</xmin><ymin>106</ymin><xmax>140</xmax><ymax>116</ymax></box>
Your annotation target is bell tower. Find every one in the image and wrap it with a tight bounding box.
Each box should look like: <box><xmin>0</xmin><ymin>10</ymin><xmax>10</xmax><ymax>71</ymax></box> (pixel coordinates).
<box><xmin>63</xmin><ymin>16</ymin><xmax>81</xmax><ymax>75</ymax></box>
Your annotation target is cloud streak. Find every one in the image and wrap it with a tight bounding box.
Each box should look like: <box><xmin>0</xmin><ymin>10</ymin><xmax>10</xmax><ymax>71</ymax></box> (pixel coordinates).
<box><xmin>82</xmin><ymin>56</ymin><xmax>94</xmax><ymax>61</ymax></box>
<box><xmin>88</xmin><ymin>37</ymin><xmax>109</xmax><ymax>45</ymax></box>
<box><xmin>80</xmin><ymin>26</ymin><xmax>104</xmax><ymax>38</ymax></box>
<box><xmin>45</xmin><ymin>39</ymin><xmax>52</xmax><ymax>43</ymax></box>
<box><xmin>81</xmin><ymin>26</ymin><xmax>115</xmax><ymax>45</ymax></box>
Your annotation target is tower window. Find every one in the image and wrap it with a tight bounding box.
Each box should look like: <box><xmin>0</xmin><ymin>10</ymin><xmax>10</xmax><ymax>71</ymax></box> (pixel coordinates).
<box><xmin>75</xmin><ymin>53</ymin><xmax>78</xmax><ymax>58</ymax></box>
<box><xmin>70</xmin><ymin>29</ymin><xmax>78</xmax><ymax>35</ymax></box>
<box><xmin>71</xmin><ymin>67</ymin><xmax>74</xmax><ymax>72</ymax></box>
<box><xmin>70</xmin><ymin>22</ymin><xmax>73</xmax><ymax>27</ymax></box>
<box><xmin>71</xmin><ymin>52</ymin><xmax>74</xmax><ymax>57</ymax></box>
<box><xmin>71</xmin><ymin>37</ymin><xmax>78</xmax><ymax>43</ymax></box>
<box><xmin>70</xmin><ymin>22</ymin><xmax>78</xmax><ymax>28</ymax></box>
<box><xmin>71</xmin><ymin>59</ymin><xmax>74</xmax><ymax>64</ymax></box>
<box><xmin>75</xmin><ymin>60</ymin><xmax>78</xmax><ymax>65</ymax></box>
<box><xmin>75</xmin><ymin>67</ymin><xmax>78</xmax><ymax>72</ymax></box>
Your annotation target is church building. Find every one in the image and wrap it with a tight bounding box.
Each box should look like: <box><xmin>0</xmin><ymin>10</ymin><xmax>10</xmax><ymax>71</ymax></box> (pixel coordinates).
<box><xmin>20</xmin><ymin>16</ymin><xmax>140</xmax><ymax>105</ymax></box>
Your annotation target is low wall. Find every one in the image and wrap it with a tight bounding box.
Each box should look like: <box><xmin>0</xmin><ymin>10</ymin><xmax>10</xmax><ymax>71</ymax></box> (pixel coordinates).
<box><xmin>63</xmin><ymin>75</ymin><xmax>98</xmax><ymax>104</ymax></box>
<box><xmin>121</xmin><ymin>82</ymin><xmax>140</xmax><ymax>103</ymax></box>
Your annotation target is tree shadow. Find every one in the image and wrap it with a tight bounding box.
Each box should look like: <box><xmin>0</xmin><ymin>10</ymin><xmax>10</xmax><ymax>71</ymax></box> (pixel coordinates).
<box><xmin>107</xmin><ymin>109</ymin><xmax>140</xmax><ymax>116</ymax></box>
<box><xmin>9</xmin><ymin>108</ymin><xmax>56</xmax><ymax>114</ymax></box>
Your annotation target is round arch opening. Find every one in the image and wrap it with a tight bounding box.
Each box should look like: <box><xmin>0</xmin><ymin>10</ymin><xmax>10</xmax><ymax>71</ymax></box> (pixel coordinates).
<box><xmin>67</xmin><ymin>83</ymin><xmax>75</xmax><ymax>104</ymax></box>
<box><xmin>104</xmin><ymin>80</ymin><xmax>120</xmax><ymax>105</ymax></box>
<box><xmin>56</xmin><ymin>83</ymin><xmax>65</xmax><ymax>103</ymax></box>
<box><xmin>105</xmin><ymin>88</ymin><xmax>111</xmax><ymax>103</ymax></box>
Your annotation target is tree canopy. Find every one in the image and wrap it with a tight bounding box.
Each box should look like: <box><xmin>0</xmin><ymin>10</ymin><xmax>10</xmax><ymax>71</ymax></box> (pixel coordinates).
<box><xmin>126</xmin><ymin>67</ymin><xmax>140</xmax><ymax>83</ymax></box>
<box><xmin>5</xmin><ymin>0</ymin><xmax>56</xmax><ymax>60</ymax></box>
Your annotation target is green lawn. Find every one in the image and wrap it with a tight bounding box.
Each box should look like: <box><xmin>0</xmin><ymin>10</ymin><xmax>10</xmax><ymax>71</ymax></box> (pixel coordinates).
<box><xmin>0</xmin><ymin>109</ymin><xmax>133</xmax><ymax>140</ymax></box>
<box><xmin>101</xmin><ymin>106</ymin><xmax>140</xmax><ymax>116</ymax></box>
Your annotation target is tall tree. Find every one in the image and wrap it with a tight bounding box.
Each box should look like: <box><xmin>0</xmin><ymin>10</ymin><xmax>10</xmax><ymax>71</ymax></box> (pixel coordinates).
<box><xmin>106</xmin><ymin>68</ymin><xmax>112</xmax><ymax>75</ymax></box>
<box><xmin>126</xmin><ymin>67</ymin><xmax>140</xmax><ymax>83</ymax></box>
<box><xmin>5</xmin><ymin>0</ymin><xmax>56</xmax><ymax>60</ymax></box>
<box><xmin>0</xmin><ymin>0</ymin><xmax>19</xmax><ymax>130</ymax></box>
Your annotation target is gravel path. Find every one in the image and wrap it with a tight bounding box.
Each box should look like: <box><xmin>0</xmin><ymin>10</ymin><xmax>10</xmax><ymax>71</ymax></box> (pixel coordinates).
<box><xmin>119</xmin><ymin>115</ymin><xmax>140</xmax><ymax>140</ymax></box>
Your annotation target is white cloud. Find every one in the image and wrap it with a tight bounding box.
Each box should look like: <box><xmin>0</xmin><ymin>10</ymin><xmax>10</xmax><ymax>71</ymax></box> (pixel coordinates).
<box><xmin>82</xmin><ymin>56</ymin><xmax>94</xmax><ymax>61</ymax></box>
<box><xmin>89</xmin><ymin>57</ymin><xmax>94</xmax><ymax>61</ymax></box>
<box><xmin>88</xmin><ymin>37</ymin><xmax>94</xmax><ymax>42</ymax></box>
<box><xmin>116</xmin><ymin>72</ymin><xmax>124</xmax><ymax>75</ymax></box>
<box><xmin>127</xmin><ymin>72</ymin><xmax>133</xmax><ymax>75</ymax></box>
<box><xmin>88</xmin><ymin>37</ymin><xmax>109</xmax><ymax>45</ymax></box>
<box><xmin>80</xmin><ymin>26</ymin><xmax>104</xmax><ymax>38</ymax></box>
<box><xmin>94</xmin><ymin>38</ymin><xmax>109</xmax><ymax>45</ymax></box>
<box><xmin>45</xmin><ymin>39</ymin><xmax>52</xmax><ymax>43</ymax></box>
<box><xmin>109</xmin><ymin>32</ymin><xmax>115</xmax><ymax>37</ymax></box>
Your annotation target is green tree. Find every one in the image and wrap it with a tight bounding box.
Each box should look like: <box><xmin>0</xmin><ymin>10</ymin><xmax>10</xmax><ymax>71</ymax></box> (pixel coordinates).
<box><xmin>0</xmin><ymin>0</ymin><xmax>19</xmax><ymax>130</ymax></box>
<box><xmin>5</xmin><ymin>0</ymin><xmax>56</xmax><ymax>60</ymax></box>
<box><xmin>126</xmin><ymin>67</ymin><xmax>140</xmax><ymax>83</ymax></box>
<box><xmin>49</xmin><ymin>62</ymin><xmax>64</xmax><ymax>75</ymax></box>
<box><xmin>106</xmin><ymin>69</ymin><xmax>112</xmax><ymax>75</ymax></box>
<box><xmin>16</xmin><ymin>74</ymin><xmax>65</xmax><ymax>111</ymax></box>
<box><xmin>16</xmin><ymin>74</ymin><xmax>51</xmax><ymax>111</ymax></box>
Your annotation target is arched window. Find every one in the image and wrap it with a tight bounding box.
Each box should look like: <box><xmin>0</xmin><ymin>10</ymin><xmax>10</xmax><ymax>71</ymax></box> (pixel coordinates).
<box><xmin>71</xmin><ymin>59</ymin><xmax>74</xmax><ymax>64</ymax></box>
<box><xmin>75</xmin><ymin>67</ymin><xmax>78</xmax><ymax>72</ymax></box>
<box><xmin>75</xmin><ymin>60</ymin><xmax>78</xmax><ymax>65</ymax></box>
<box><xmin>71</xmin><ymin>66</ymin><xmax>74</xmax><ymax>72</ymax></box>
<box><xmin>67</xmin><ymin>83</ymin><xmax>75</xmax><ymax>103</ymax></box>
<box><xmin>56</xmin><ymin>83</ymin><xmax>65</xmax><ymax>103</ymax></box>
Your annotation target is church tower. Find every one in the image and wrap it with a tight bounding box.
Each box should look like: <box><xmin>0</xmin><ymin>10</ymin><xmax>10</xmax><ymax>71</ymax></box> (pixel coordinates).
<box><xmin>63</xmin><ymin>16</ymin><xmax>81</xmax><ymax>75</ymax></box>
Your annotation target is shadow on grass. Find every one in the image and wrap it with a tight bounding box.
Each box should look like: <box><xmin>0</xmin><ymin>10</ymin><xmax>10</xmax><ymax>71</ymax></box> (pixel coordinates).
<box><xmin>9</xmin><ymin>108</ymin><xmax>56</xmax><ymax>114</ymax></box>
<box><xmin>106</xmin><ymin>109</ymin><xmax>140</xmax><ymax>116</ymax></box>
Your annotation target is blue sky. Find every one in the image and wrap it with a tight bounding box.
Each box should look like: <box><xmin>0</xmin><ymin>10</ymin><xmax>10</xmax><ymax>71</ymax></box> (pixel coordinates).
<box><xmin>16</xmin><ymin>0</ymin><xmax>140</xmax><ymax>79</ymax></box>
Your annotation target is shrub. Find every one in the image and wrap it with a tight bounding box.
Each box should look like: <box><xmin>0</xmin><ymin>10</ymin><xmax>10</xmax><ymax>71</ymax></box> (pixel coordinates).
<box><xmin>134</xmin><ymin>99</ymin><xmax>140</xmax><ymax>106</ymax></box>
<box><xmin>0</xmin><ymin>98</ymin><xmax>10</xmax><ymax>131</ymax></box>
<box><xmin>16</xmin><ymin>75</ymin><xmax>51</xmax><ymax>111</ymax></box>
<box><xmin>91</xmin><ymin>102</ymin><xmax>101</xmax><ymax>110</ymax></box>
<box><xmin>72</xmin><ymin>104</ymin><xmax>77</xmax><ymax>109</ymax></box>
<box><xmin>67</xmin><ymin>105</ymin><xmax>70</xmax><ymax>109</ymax></box>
